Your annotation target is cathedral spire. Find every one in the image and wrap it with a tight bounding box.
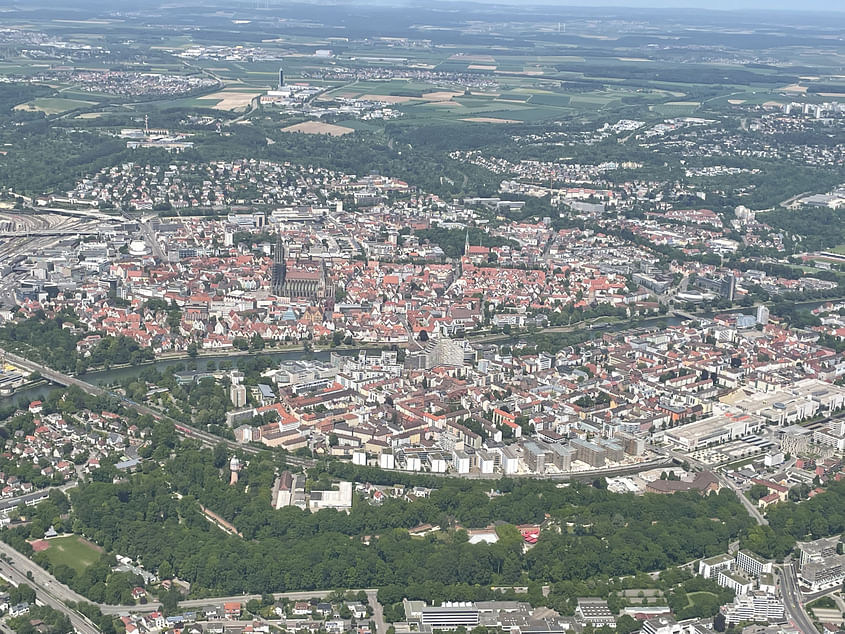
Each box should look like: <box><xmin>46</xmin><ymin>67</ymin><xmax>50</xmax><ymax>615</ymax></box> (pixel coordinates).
<box><xmin>272</xmin><ymin>234</ymin><xmax>286</xmax><ymax>291</ymax></box>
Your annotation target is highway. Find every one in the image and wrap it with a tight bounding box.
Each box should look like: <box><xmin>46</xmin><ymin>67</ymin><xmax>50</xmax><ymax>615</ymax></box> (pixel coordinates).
<box><xmin>6</xmin><ymin>345</ymin><xmax>676</xmax><ymax>480</ymax></box>
<box><xmin>5</xmin><ymin>348</ymin><xmax>676</xmax><ymax>480</ymax></box>
<box><xmin>658</xmin><ymin>449</ymin><xmax>821</xmax><ymax>634</ymax></box>
<box><xmin>0</xmin><ymin>539</ymin><xmax>387</xmax><ymax>633</ymax></box>
<box><xmin>139</xmin><ymin>219</ymin><xmax>166</xmax><ymax>261</ymax></box>
<box><xmin>101</xmin><ymin>588</ymin><xmax>386</xmax><ymax>632</ymax></box>
<box><xmin>0</xmin><ymin>350</ymin><xmax>816</xmax><ymax>634</ymax></box>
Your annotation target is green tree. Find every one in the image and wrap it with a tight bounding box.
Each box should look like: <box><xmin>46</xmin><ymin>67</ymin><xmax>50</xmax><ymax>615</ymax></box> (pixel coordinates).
<box><xmin>616</xmin><ymin>615</ymin><xmax>640</xmax><ymax>634</ymax></box>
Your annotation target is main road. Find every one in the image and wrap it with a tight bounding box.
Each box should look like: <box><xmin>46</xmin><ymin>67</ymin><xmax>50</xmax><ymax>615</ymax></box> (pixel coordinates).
<box><xmin>658</xmin><ymin>449</ymin><xmax>819</xmax><ymax>634</ymax></box>
<box><xmin>0</xmin><ymin>539</ymin><xmax>387</xmax><ymax>634</ymax></box>
<box><xmin>0</xmin><ymin>349</ymin><xmax>811</xmax><ymax>634</ymax></box>
<box><xmin>101</xmin><ymin>588</ymin><xmax>387</xmax><ymax>634</ymax></box>
<box><xmin>0</xmin><ymin>543</ymin><xmax>99</xmax><ymax>634</ymax></box>
<box><xmin>779</xmin><ymin>561</ymin><xmax>819</xmax><ymax>634</ymax></box>
<box><xmin>659</xmin><ymin>447</ymin><xmax>768</xmax><ymax>526</ymax></box>
<box><xmin>2</xmin><ymin>347</ymin><xmax>677</xmax><ymax>480</ymax></box>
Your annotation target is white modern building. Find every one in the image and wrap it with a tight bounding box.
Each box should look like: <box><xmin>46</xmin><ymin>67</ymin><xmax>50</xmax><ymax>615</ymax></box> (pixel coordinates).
<box><xmin>796</xmin><ymin>536</ymin><xmax>845</xmax><ymax>592</ymax></box>
<box><xmin>420</xmin><ymin>603</ymin><xmax>480</xmax><ymax>629</ymax></box>
<box><xmin>736</xmin><ymin>550</ymin><xmax>773</xmax><ymax>578</ymax></box>
<box><xmin>699</xmin><ymin>553</ymin><xmax>735</xmax><ymax>580</ymax></box>
<box><xmin>722</xmin><ymin>592</ymin><xmax>785</xmax><ymax>625</ymax></box>
<box><xmin>717</xmin><ymin>569</ymin><xmax>753</xmax><ymax>596</ymax></box>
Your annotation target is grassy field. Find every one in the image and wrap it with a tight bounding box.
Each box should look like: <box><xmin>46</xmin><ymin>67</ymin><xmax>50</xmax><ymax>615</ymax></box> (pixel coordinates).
<box><xmin>40</xmin><ymin>535</ymin><xmax>102</xmax><ymax>574</ymax></box>
<box><xmin>685</xmin><ymin>591</ymin><xmax>719</xmax><ymax>608</ymax></box>
<box><xmin>650</xmin><ymin>101</ymin><xmax>701</xmax><ymax>115</ymax></box>
<box><xmin>13</xmin><ymin>97</ymin><xmax>96</xmax><ymax>115</ymax></box>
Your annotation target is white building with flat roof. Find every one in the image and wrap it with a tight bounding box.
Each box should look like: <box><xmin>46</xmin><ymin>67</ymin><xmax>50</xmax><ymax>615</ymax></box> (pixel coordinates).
<box><xmin>309</xmin><ymin>481</ymin><xmax>353</xmax><ymax>512</ymax></box>
<box><xmin>722</xmin><ymin>592</ymin><xmax>785</xmax><ymax>625</ymax></box>
<box><xmin>717</xmin><ymin>569</ymin><xmax>753</xmax><ymax>596</ymax></box>
<box><xmin>420</xmin><ymin>603</ymin><xmax>480</xmax><ymax>629</ymax></box>
<box><xmin>699</xmin><ymin>553</ymin><xmax>735</xmax><ymax>579</ymax></box>
<box><xmin>796</xmin><ymin>536</ymin><xmax>845</xmax><ymax>592</ymax></box>
<box><xmin>736</xmin><ymin>549</ymin><xmax>773</xmax><ymax>578</ymax></box>
<box><xmin>665</xmin><ymin>412</ymin><xmax>763</xmax><ymax>451</ymax></box>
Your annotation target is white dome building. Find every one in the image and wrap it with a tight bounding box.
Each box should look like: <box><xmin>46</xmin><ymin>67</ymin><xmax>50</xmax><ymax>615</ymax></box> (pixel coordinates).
<box><xmin>128</xmin><ymin>240</ymin><xmax>150</xmax><ymax>257</ymax></box>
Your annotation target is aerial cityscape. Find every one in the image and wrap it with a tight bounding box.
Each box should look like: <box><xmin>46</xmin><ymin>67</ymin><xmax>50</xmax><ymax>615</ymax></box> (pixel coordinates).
<box><xmin>0</xmin><ymin>1</ymin><xmax>844</xmax><ymax>634</ymax></box>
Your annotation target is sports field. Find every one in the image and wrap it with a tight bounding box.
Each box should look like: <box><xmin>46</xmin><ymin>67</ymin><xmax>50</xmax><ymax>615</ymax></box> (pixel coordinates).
<box><xmin>36</xmin><ymin>535</ymin><xmax>102</xmax><ymax>574</ymax></box>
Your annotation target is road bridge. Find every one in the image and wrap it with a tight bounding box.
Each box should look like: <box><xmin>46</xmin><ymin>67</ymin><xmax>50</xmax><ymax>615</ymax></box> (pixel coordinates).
<box><xmin>0</xmin><ymin>348</ymin><xmax>315</xmax><ymax>467</ymax></box>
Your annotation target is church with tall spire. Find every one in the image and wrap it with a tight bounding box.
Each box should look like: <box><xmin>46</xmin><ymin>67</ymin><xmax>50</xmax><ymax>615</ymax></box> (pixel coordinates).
<box><xmin>272</xmin><ymin>234</ymin><xmax>287</xmax><ymax>291</ymax></box>
<box><xmin>271</xmin><ymin>233</ymin><xmax>333</xmax><ymax>300</ymax></box>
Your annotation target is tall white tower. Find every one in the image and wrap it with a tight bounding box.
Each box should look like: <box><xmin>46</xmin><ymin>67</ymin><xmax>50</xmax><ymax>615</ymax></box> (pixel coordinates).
<box><xmin>229</xmin><ymin>456</ymin><xmax>241</xmax><ymax>485</ymax></box>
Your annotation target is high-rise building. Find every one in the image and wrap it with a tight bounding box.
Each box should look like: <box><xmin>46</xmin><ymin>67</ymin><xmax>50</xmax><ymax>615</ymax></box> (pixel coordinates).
<box><xmin>736</xmin><ymin>549</ymin><xmax>773</xmax><ymax>577</ymax></box>
<box><xmin>724</xmin><ymin>274</ymin><xmax>736</xmax><ymax>302</ymax></box>
<box><xmin>230</xmin><ymin>383</ymin><xmax>247</xmax><ymax>409</ymax></box>
<box><xmin>278</xmin><ymin>68</ymin><xmax>285</xmax><ymax>89</ymax></box>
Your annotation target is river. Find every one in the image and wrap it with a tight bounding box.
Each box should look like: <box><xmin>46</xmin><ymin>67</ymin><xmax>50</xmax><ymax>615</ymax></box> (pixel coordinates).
<box><xmin>5</xmin><ymin>297</ymin><xmax>835</xmax><ymax>407</ymax></box>
<box><xmin>5</xmin><ymin>348</ymin><xmax>340</xmax><ymax>407</ymax></box>
<box><xmin>0</xmin><ymin>313</ymin><xmax>688</xmax><ymax>406</ymax></box>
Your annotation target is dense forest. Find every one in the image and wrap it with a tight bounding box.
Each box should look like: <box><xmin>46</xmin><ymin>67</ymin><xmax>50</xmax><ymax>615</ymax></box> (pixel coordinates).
<box><xmin>745</xmin><ymin>481</ymin><xmax>845</xmax><ymax>559</ymax></box>
<box><xmin>761</xmin><ymin>207</ymin><xmax>845</xmax><ymax>253</ymax></box>
<box><xmin>0</xmin><ymin>388</ymin><xmax>843</xmax><ymax>617</ymax></box>
<box><xmin>33</xmin><ymin>439</ymin><xmax>756</xmax><ymax>603</ymax></box>
<box><xmin>0</xmin><ymin>106</ymin><xmax>500</xmax><ymax>199</ymax></box>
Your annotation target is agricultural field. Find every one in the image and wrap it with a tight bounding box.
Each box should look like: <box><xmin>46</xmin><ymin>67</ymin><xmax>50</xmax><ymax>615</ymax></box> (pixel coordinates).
<box><xmin>2</xmin><ymin>1</ymin><xmax>843</xmax><ymax>133</ymax></box>
<box><xmin>282</xmin><ymin>121</ymin><xmax>355</xmax><ymax>136</ymax></box>
<box><xmin>196</xmin><ymin>90</ymin><xmax>260</xmax><ymax>111</ymax></box>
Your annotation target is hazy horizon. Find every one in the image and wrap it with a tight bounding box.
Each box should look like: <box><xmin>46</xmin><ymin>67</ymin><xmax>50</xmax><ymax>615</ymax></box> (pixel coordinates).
<box><xmin>23</xmin><ymin>0</ymin><xmax>845</xmax><ymax>13</ymax></box>
<box><xmin>362</xmin><ymin>0</ymin><xmax>845</xmax><ymax>12</ymax></box>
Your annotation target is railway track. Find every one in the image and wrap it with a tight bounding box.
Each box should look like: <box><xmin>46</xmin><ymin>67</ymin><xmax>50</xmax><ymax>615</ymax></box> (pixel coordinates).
<box><xmin>0</xmin><ymin>348</ymin><xmax>316</xmax><ymax>467</ymax></box>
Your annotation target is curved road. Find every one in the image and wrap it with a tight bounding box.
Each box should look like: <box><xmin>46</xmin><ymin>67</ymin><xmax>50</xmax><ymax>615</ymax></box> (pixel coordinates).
<box><xmin>0</xmin><ymin>541</ymin><xmax>386</xmax><ymax>634</ymax></box>
<box><xmin>660</xmin><ymin>447</ymin><xmax>768</xmax><ymax>525</ymax></box>
<box><xmin>0</xmin><ymin>543</ymin><xmax>98</xmax><ymax>634</ymax></box>
<box><xmin>0</xmin><ymin>350</ymin><xmax>813</xmax><ymax>634</ymax></box>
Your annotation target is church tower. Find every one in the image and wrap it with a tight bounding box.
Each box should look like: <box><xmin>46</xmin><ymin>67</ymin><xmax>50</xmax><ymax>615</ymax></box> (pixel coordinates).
<box><xmin>272</xmin><ymin>234</ymin><xmax>287</xmax><ymax>292</ymax></box>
